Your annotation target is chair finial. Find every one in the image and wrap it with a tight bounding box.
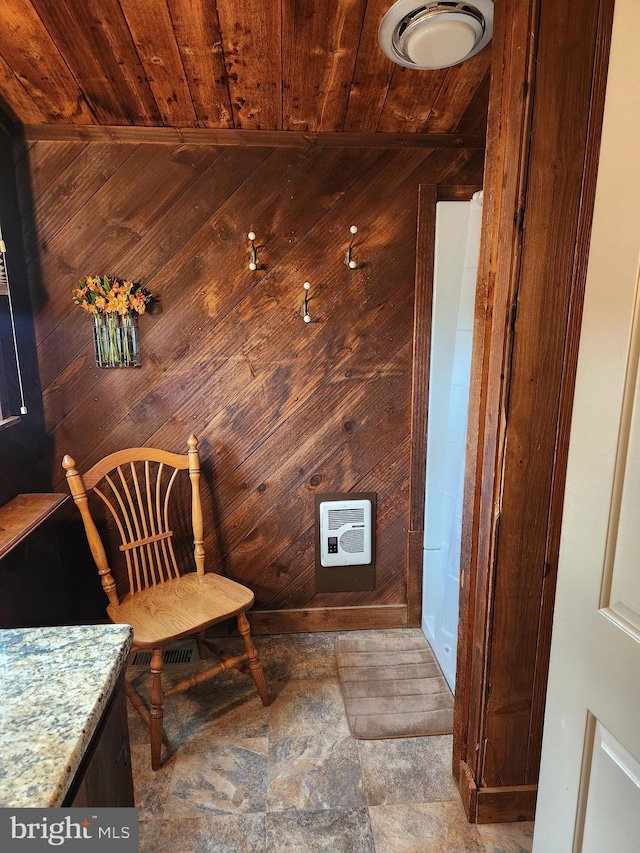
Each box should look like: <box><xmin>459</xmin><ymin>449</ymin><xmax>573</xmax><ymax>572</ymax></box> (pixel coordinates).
<box><xmin>62</xmin><ymin>454</ymin><xmax>77</xmax><ymax>473</ymax></box>
<box><xmin>188</xmin><ymin>434</ymin><xmax>198</xmax><ymax>450</ymax></box>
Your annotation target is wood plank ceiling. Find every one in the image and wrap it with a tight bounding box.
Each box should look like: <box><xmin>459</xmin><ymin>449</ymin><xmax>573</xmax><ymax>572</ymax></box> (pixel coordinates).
<box><xmin>0</xmin><ymin>0</ymin><xmax>490</xmax><ymax>136</ymax></box>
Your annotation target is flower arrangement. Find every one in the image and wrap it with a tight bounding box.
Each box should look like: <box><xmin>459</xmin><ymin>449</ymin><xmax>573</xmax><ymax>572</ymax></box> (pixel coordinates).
<box><xmin>73</xmin><ymin>275</ymin><xmax>155</xmax><ymax>368</ymax></box>
<box><xmin>72</xmin><ymin>275</ymin><xmax>154</xmax><ymax>317</ymax></box>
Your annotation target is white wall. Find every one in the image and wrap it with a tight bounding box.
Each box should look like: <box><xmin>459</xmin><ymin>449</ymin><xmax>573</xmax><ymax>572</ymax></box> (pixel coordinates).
<box><xmin>422</xmin><ymin>195</ymin><xmax>482</xmax><ymax>691</ymax></box>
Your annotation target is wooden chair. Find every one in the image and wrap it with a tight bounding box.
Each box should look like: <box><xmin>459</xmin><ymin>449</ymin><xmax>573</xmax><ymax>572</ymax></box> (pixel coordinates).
<box><xmin>62</xmin><ymin>434</ymin><xmax>270</xmax><ymax>770</ymax></box>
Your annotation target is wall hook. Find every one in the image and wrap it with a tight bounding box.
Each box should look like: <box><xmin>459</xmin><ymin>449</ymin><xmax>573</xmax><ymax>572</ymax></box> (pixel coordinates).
<box><xmin>344</xmin><ymin>225</ymin><xmax>358</xmax><ymax>269</ymax></box>
<box><xmin>302</xmin><ymin>282</ymin><xmax>311</xmax><ymax>323</ymax></box>
<box><xmin>248</xmin><ymin>231</ymin><xmax>259</xmax><ymax>270</ymax></box>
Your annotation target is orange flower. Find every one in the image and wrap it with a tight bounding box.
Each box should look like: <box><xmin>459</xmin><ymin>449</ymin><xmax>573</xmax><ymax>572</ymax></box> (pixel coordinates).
<box><xmin>73</xmin><ymin>274</ymin><xmax>155</xmax><ymax>317</ymax></box>
<box><xmin>115</xmin><ymin>294</ymin><xmax>129</xmax><ymax>315</ymax></box>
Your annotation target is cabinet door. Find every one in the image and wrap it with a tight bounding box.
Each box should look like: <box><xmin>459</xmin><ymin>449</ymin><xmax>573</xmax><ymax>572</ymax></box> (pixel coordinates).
<box><xmin>67</xmin><ymin>674</ymin><xmax>134</xmax><ymax>808</ymax></box>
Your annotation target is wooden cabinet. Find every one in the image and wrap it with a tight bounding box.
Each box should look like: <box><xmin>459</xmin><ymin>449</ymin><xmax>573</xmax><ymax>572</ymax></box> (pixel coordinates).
<box><xmin>64</xmin><ymin>673</ymin><xmax>134</xmax><ymax>808</ymax></box>
<box><xmin>0</xmin><ymin>492</ymin><xmax>106</xmax><ymax>627</ymax></box>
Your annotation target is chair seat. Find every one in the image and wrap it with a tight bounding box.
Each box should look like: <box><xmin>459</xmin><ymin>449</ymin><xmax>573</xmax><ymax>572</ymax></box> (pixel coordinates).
<box><xmin>108</xmin><ymin>572</ymin><xmax>255</xmax><ymax>648</ymax></box>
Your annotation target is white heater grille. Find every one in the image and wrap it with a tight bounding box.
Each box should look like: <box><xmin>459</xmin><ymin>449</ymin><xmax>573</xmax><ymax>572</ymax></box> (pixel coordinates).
<box><xmin>319</xmin><ymin>498</ymin><xmax>372</xmax><ymax>567</ymax></box>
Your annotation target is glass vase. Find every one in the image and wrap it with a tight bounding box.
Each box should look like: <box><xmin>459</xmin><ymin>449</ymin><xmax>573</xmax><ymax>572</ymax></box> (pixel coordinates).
<box><xmin>93</xmin><ymin>313</ymin><xmax>141</xmax><ymax>368</ymax></box>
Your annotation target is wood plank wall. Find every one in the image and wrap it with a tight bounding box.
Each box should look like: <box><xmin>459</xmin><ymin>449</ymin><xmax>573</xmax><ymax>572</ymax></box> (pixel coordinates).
<box><xmin>14</xmin><ymin>140</ymin><xmax>483</xmax><ymax>630</ymax></box>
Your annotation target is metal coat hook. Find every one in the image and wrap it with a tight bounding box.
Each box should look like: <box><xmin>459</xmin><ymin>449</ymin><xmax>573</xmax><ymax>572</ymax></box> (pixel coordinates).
<box><xmin>344</xmin><ymin>225</ymin><xmax>358</xmax><ymax>269</ymax></box>
<box><xmin>248</xmin><ymin>231</ymin><xmax>259</xmax><ymax>270</ymax></box>
<box><xmin>302</xmin><ymin>282</ymin><xmax>311</xmax><ymax>323</ymax></box>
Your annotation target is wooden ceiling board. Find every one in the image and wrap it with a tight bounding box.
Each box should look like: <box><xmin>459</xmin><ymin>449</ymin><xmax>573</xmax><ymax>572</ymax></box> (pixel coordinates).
<box><xmin>118</xmin><ymin>0</ymin><xmax>197</xmax><ymax>126</ymax></box>
<box><xmin>216</xmin><ymin>0</ymin><xmax>282</xmax><ymax>129</ymax></box>
<box><xmin>455</xmin><ymin>68</ymin><xmax>492</xmax><ymax>133</ymax></box>
<box><xmin>0</xmin><ymin>0</ymin><xmax>94</xmax><ymax>123</ymax></box>
<box><xmin>0</xmin><ymin>50</ymin><xmax>45</xmax><ymax>124</ymax></box>
<box><xmin>30</xmin><ymin>0</ymin><xmax>161</xmax><ymax>125</ymax></box>
<box><xmin>167</xmin><ymin>0</ymin><xmax>234</xmax><ymax>128</ymax></box>
<box><xmin>282</xmin><ymin>0</ymin><xmax>367</xmax><ymax>132</ymax></box>
<box><xmin>423</xmin><ymin>49</ymin><xmax>492</xmax><ymax>132</ymax></box>
<box><xmin>0</xmin><ymin>0</ymin><xmax>490</xmax><ymax>136</ymax></box>
<box><xmin>342</xmin><ymin>0</ymin><xmax>396</xmax><ymax>132</ymax></box>
<box><xmin>376</xmin><ymin>65</ymin><xmax>449</xmax><ymax>132</ymax></box>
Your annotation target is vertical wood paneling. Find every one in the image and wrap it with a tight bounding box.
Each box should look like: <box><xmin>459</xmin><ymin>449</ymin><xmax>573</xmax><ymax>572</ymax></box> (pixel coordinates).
<box><xmin>0</xmin><ymin>1</ymin><xmax>491</xmax><ymax>136</ymax></box>
<box><xmin>342</xmin><ymin>0</ymin><xmax>395</xmax><ymax>133</ymax></box>
<box><xmin>216</xmin><ymin>0</ymin><xmax>282</xmax><ymax>129</ymax></box>
<box><xmin>481</xmin><ymin>0</ymin><xmax>604</xmax><ymax>788</ymax></box>
<box><xmin>407</xmin><ymin>185</ymin><xmax>436</xmax><ymax>626</ymax></box>
<box><xmin>167</xmin><ymin>0</ymin><xmax>233</xmax><ymax>129</ymax></box>
<box><xmin>118</xmin><ymin>0</ymin><xmax>197</xmax><ymax>127</ymax></box>
<box><xmin>30</xmin><ymin>0</ymin><xmax>162</xmax><ymax>125</ymax></box>
<box><xmin>0</xmin><ymin>52</ymin><xmax>45</xmax><ymax>125</ymax></box>
<box><xmin>20</xmin><ymin>140</ymin><xmax>482</xmax><ymax>626</ymax></box>
<box><xmin>454</xmin><ymin>0</ymin><xmax>614</xmax><ymax>824</ymax></box>
<box><xmin>282</xmin><ymin>0</ymin><xmax>367</xmax><ymax>131</ymax></box>
<box><xmin>0</xmin><ymin>0</ymin><xmax>94</xmax><ymax>123</ymax></box>
<box><xmin>423</xmin><ymin>50</ymin><xmax>492</xmax><ymax>133</ymax></box>
<box><xmin>377</xmin><ymin>67</ymin><xmax>448</xmax><ymax>133</ymax></box>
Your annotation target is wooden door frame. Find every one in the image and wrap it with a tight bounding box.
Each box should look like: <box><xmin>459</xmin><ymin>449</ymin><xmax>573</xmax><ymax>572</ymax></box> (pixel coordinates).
<box><xmin>451</xmin><ymin>0</ymin><xmax>616</xmax><ymax>824</ymax></box>
<box><xmin>407</xmin><ymin>183</ymin><xmax>483</xmax><ymax>626</ymax></box>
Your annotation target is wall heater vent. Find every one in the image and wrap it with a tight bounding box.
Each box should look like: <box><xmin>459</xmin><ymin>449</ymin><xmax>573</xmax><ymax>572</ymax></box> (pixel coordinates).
<box><xmin>319</xmin><ymin>498</ymin><xmax>372</xmax><ymax>567</ymax></box>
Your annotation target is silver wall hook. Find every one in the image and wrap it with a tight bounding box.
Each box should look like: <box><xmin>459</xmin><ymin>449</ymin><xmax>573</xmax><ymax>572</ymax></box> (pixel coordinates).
<box><xmin>248</xmin><ymin>231</ymin><xmax>259</xmax><ymax>270</ymax></box>
<box><xmin>344</xmin><ymin>225</ymin><xmax>358</xmax><ymax>269</ymax></box>
<box><xmin>302</xmin><ymin>282</ymin><xmax>311</xmax><ymax>323</ymax></box>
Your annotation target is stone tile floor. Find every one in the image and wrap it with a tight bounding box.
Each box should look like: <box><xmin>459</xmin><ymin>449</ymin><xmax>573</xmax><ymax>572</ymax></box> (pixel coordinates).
<box><xmin>128</xmin><ymin>629</ymin><xmax>534</xmax><ymax>852</ymax></box>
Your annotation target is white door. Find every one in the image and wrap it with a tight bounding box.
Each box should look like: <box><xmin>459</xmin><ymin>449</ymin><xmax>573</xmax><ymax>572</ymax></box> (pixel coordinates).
<box><xmin>534</xmin><ymin>1</ymin><xmax>640</xmax><ymax>850</ymax></box>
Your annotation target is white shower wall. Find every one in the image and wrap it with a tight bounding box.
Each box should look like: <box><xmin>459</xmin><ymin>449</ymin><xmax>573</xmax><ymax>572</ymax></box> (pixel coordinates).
<box><xmin>422</xmin><ymin>194</ymin><xmax>482</xmax><ymax>692</ymax></box>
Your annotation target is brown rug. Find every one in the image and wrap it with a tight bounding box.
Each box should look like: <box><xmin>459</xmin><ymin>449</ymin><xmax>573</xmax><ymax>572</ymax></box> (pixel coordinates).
<box><xmin>335</xmin><ymin>635</ymin><xmax>454</xmax><ymax>739</ymax></box>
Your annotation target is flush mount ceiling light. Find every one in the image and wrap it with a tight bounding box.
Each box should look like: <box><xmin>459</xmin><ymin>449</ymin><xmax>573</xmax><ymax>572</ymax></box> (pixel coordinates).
<box><xmin>378</xmin><ymin>0</ymin><xmax>493</xmax><ymax>70</ymax></box>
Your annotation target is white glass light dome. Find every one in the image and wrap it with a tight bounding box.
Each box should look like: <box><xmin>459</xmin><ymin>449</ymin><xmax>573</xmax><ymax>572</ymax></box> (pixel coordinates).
<box><xmin>379</xmin><ymin>1</ymin><xmax>494</xmax><ymax>70</ymax></box>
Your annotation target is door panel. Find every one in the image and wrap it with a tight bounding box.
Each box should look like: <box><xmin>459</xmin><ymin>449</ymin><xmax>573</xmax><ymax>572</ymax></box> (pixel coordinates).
<box><xmin>581</xmin><ymin>719</ymin><xmax>640</xmax><ymax>853</ymax></box>
<box><xmin>534</xmin><ymin>0</ymin><xmax>640</xmax><ymax>849</ymax></box>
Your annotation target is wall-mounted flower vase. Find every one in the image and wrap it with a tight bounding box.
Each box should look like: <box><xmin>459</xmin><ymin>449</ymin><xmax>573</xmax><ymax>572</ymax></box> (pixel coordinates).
<box><xmin>93</xmin><ymin>312</ymin><xmax>140</xmax><ymax>368</ymax></box>
<box><xmin>72</xmin><ymin>275</ymin><xmax>155</xmax><ymax>369</ymax></box>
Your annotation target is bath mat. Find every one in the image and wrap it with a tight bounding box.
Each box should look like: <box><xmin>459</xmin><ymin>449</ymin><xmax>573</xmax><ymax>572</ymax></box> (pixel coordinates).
<box><xmin>335</xmin><ymin>635</ymin><xmax>454</xmax><ymax>739</ymax></box>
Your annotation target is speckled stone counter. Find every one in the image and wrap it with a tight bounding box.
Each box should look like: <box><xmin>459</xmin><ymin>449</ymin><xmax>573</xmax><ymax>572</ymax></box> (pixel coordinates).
<box><xmin>0</xmin><ymin>623</ymin><xmax>133</xmax><ymax>808</ymax></box>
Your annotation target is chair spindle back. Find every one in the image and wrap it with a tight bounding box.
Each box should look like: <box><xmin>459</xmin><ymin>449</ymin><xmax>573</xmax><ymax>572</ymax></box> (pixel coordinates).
<box><xmin>62</xmin><ymin>436</ymin><xmax>204</xmax><ymax>602</ymax></box>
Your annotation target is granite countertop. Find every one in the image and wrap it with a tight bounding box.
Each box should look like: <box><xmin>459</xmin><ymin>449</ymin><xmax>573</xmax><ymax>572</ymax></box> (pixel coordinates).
<box><xmin>0</xmin><ymin>623</ymin><xmax>133</xmax><ymax>808</ymax></box>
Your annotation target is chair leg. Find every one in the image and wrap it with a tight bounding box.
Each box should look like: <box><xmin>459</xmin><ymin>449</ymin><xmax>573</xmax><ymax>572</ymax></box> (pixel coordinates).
<box><xmin>195</xmin><ymin>631</ymin><xmax>208</xmax><ymax>661</ymax></box>
<box><xmin>237</xmin><ymin>612</ymin><xmax>271</xmax><ymax>706</ymax></box>
<box><xmin>149</xmin><ymin>648</ymin><xmax>164</xmax><ymax>770</ymax></box>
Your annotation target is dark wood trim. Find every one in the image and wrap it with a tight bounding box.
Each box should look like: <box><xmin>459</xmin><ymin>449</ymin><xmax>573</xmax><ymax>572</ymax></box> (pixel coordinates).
<box><xmin>527</xmin><ymin>0</ymin><xmax>616</xmax><ymax>782</ymax></box>
<box><xmin>436</xmin><ymin>185</ymin><xmax>484</xmax><ymax>202</ymax></box>
<box><xmin>244</xmin><ymin>604</ymin><xmax>407</xmax><ymax>634</ymax></box>
<box><xmin>459</xmin><ymin>0</ymin><xmax>540</xmax><ymax>791</ymax></box>
<box><xmin>458</xmin><ymin>760</ymin><xmax>536</xmax><ymax>823</ymax></box>
<box><xmin>475</xmin><ymin>786</ymin><xmax>538</xmax><ymax>824</ymax></box>
<box><xmin>454</xmin><ymin>0</ymin><xmax>615</xmax><ymax>822</ymax></box>
<box><xmin>21</xmin><ymin>125</ymin><xmax>486</xmax><ymax>149</ymax></box>
<box><xmin>407</xmin><ymin>184</ymin><xmax>437</xmax><ymax>627</ymax></box>
<box><xmin>457</xmin><ymin>760</ymin><xmax>478</xmax><ymax>821</ymax></box>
